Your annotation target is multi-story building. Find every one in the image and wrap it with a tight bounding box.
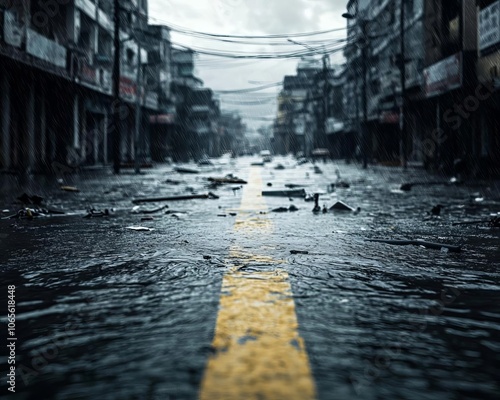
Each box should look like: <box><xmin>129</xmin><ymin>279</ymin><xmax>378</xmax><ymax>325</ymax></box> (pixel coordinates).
<box><xmin>343</xmin><ymin>0</ymin><xmax>499</xmax><ymax>176</ymax></box>
<box><xmin>0</xmin><ymin>0</ymin><xmax>169</xmax><ymax>173</ymax></box>
<box><xmin>343</xmin><ymin>0</ymin><xmax>426</xmax><ymax>165</ymax></box>
<box><xmin>474</xmin><ymin>0</ymin><xmax>499</xmax><ymax>177</ymax></box>
<box><xmin>274</xmin><ymin>58</ymin><xmax>321</xmax><ymax>155</ymax></box>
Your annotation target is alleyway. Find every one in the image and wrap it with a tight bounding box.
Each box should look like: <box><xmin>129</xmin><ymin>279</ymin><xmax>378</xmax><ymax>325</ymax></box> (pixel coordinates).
<box><xmin>1</xmin><ymin>156</ymin><xmax>500</xmax><ymax>400</ymax></box>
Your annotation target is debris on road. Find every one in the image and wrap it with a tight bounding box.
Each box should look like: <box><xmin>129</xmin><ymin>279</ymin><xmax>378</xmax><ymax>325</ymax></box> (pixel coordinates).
<box><xmin>329</xmin><ymin>201</ymin><xmax>357</xmax><ymax>212</ymax></box>
<box><xmin>262</xmin><ymin>188</ymin><xmax>306</xmax><ymax>198</ymax></box>
<box><xmin>431</xmin><ymin>204</ymin><xmax>444</xmax><ymax>216</ymax></box>
<box><xmin>84</xmin><ymin>208</ymin><xmax>113</xmax><ymax>218</ymax></box>
<box><xmin>366</xmin><ymin>238</ymin><xmax>462</xmax><ymax>253</ymax></box>
<box><xmin>165</xmin><ymin>179</ymin><xmax>182</xmax><ymax>185</ymax></box>
<box><xmin>312</xmin><ymin>193</ymin><xmax>321</xmax><ymax>213</ymax></box>
<box><xmin>174</xmin><ymin>167</ymin><xmax>199</xmax><ymax>174</ymax></box>
<box><xmin>290</xmin><ymin>250</ymin><xmax>309</xmax><ymax>255</ymax></box>
<box><xmin>452</xmin><ymin>215</ymin><xmax>500</xmax><ymax>227</ymax></box>
<box><xmin>126</xmin><ymin>226</ymin><xmax>154</xmax><ymax>232</ymax></box>
<box><xmin>132</xmin><ymin>192</ymin><xmax>219</xmax><ymax>204</ymax></box>
<box><xmin>131</xmin><ymin>205</ymin><xmax>168</xmax><ymax>214</ymax></box>
<box><xmin>208</xmin><ymin>176</ymin><xmax>247</xmax><ymax>184</ymax></box>
<box><xmin>61</xmin><ymin>185</ymin><xmax>80</xmax><ymax>192</ymax></box>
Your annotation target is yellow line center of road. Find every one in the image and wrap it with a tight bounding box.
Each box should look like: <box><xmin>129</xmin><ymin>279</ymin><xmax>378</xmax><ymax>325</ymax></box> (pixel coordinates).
<box><xmin>200</xmin><ymin>167</ymin><xmax>316</xmax><ymax>400</ymax></box>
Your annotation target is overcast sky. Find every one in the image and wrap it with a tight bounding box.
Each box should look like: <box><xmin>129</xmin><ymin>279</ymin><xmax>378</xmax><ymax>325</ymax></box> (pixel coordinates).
<box><xmin>148</xmin><ymin>0</ymin><xmax>349</xmax><ymax>131</ymax></box>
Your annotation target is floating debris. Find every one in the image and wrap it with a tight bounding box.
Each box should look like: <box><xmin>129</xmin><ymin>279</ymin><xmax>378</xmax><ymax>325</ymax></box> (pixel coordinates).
<box><xmin>132</xmin><ymin>192</ymin><xmax>219</xmax><ymax>204</ymax></box>
<box><xmin>61</xmin><ymin>185</ymin><xmax>80</xmax><ymax>192</ymax></box>
<box><xmin>126</xmin><ymin>226</ymin><xmax>154</xmax><ymax>232</ymax></box>
<box><xmin>208</xmin><ymin>177</ymin><xmax>247</xmax><ymax>184</ymax></box>
<box><xmin>84</xmin><ymin>208</ymin><xmax>113</xmax><ymax>218</ymax></box>
<box><xmin>313</xmin><ymin>166</ymin><xmax>323</xmax><ymax>174</ymax></box>
<box><xmin>329</xmin><ymin>201</ymin><xmax>356</xmax><ymax>212</ymax></box>
<box><xmin>140</xmin><ymin>217</ymin><xmax>154</xmax><ymax>221</ymax></box>
<box><xmin>312</xmin><ymin>193</ymin><xmax>321</xmax><ymax>213</ymax></box>
<box><xmin>431</xmin><ymin>204</ymin><xmax>444</xmax><ymax>216</ymax></box>
<box><xmin>289</xmin><ymin>205</ymin><xmax>299</xmax><ymax>212</ymax></box>
<box><xmin>165</xmin><ymin>179</ymin><xmax>182</xmax><ymax>185</ymax></box>
<box><xmin>290</xmin><ymin>250</ymin><xmax>309</xmax><ymax>255</ymax></box>
<box><xmin>131</xmin><ymin>205</ymin><xmax>168</xmax><ymax>214</ymax></box>
<box><xmin>262</xmin><ymin>189</ymin><xmax>306</xmax><ymax>198</ymax></box>
<box><xmin>174</xmin><ymin>167</ymin><xmax>199</xmax><ymax>174</ymax></box>
<box><xmin>274</xmin><ymin>164</ymin><xmax>285</xmax><ymax>170</ymax></box>
<box><xmin>366</xmin><ymin>238</ymin><xmax>461</xmax><ymax>253</ymax></box>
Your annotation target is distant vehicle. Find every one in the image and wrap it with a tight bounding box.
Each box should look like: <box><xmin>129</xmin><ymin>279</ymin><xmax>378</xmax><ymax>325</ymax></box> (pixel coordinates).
<box><xmin>260</xmin><ymin>150</ymin><xmax>272</xmax><ymax>163</ymax></box>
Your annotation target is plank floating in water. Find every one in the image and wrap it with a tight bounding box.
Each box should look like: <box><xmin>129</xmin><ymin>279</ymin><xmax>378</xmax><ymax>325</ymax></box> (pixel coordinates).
<box><xmin>262</xmin><ymin>189</ymin><xmax>306</xmax><ymax>198</ymax></box>
<box><xmin>366</xmin><ymin>239</ymin><xmax>461</xmax><ymax>252</ymax></box>
<box><xmin>132</xmin><ymin>192</ymin><xmax>218</xmax><ymax>204</ymax></box>
<box><xmin>174</xmin><ymin>167</ymin><xmax>200</xmax><ymax>174</ymax></box>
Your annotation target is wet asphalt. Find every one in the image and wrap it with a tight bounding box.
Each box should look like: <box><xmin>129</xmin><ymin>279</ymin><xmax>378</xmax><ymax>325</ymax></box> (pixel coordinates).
<box><xmin>1</xmin><ymin>155</ymin><xmax>500</xmax><ymax>400</ymax></box>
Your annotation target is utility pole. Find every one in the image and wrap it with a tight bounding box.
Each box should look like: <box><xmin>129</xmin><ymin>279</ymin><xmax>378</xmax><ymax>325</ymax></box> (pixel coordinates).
<box><xmin>112</xmin><ymin>0</ymin><xmax>121</xmax><ymax>174</ymax></box>
<box><xmin>400</xmin><ymin>0</ymin><xmax>407</xmax><ymax>169</ymax></box>
<box><xmin>361</xmin><ymin>20</ymin><xmax>368</xmax><ymax>169</ymax></box>
<box><xmin>134</xmin><ymin>41</ymin><xmax>142</xmax><ymax>174</ymax></box>
<box><xmin>321</xmin><ymin>53</ymin><xmax>328</xmax><ymax>151</ymax></box>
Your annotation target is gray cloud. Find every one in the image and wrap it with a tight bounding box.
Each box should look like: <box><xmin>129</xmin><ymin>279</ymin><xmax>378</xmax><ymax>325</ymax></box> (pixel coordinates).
<box><xmin>148</xmin><ymin>0</ymin><xmax>348</xmax><ymax>130</ymax></box>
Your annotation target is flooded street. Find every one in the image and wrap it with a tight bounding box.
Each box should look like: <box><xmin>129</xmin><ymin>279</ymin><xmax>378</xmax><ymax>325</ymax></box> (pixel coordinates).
<box><xmin>1</xmin><ymin>156</ymin><xmax>500</xmax><ymax>400</ymax></box>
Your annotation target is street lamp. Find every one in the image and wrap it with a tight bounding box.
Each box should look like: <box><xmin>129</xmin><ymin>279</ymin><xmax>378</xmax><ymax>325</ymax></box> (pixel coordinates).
<box><xmin>342</xmin><ymin>12</ymin><xmax>369</xmax><ymax>169</ymax></box>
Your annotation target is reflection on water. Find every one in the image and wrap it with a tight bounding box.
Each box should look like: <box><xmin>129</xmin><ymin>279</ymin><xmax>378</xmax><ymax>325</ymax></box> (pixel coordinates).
<box><xmin>1</xmin><ymin>157</ymin><xmax>499</xmax><ymax>399</ymax></box>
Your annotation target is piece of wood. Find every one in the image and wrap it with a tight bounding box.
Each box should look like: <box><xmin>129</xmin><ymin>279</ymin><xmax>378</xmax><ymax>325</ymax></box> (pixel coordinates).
<box><xmin>132</xmin><ymin>192</ymin><xmax>218</xmax><ymax>204</ymax></box>
<box><xmin>366</xmin><ymin>239</ymin><xmax>461</xmax><ymax>252</ymax></box>
<box><xmin>174</xmin><ymin>167</ymin><xmax>199</xmax><ymax>174</ymax></box>
<box><xmin>208</xmin><ymin>177</ymin><xmax>247</xmax><ymax>184</ymax></box>
<box><xmin>262</xmin><ymin>189</ymin><xmax>306</xmax><ymax>198</ymax></box>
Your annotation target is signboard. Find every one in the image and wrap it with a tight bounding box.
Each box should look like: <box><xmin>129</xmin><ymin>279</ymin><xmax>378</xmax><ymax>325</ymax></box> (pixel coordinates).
<box><xmin>479</xmin><ymin>0</ymin><xmax>500</xmax><ymax>51</ymax></box>
<box><xmin>26</xmin><ymin>29</ymin><xmax>67</xmax><ymax>68</ymax></box>
<box><xmin>150</xmin><ymin>114</ymin><xmax>176</xmax><ymax>124</ymax></box>
<box><xmin>3</xmin><ymin>11</ymin><xmax>23</xmax><ymax>48</ymax></box>
<box><xmin>423</xmin><ymin>52</ymin><xmax>462</xmax><ymax>97</ymax></box>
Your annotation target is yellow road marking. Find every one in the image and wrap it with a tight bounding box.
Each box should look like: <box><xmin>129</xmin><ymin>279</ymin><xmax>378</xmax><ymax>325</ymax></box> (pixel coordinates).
<box><xmin>200</xmin><ymin>167</ymin><xmax>316</xmax><ymax>400</ymax></box>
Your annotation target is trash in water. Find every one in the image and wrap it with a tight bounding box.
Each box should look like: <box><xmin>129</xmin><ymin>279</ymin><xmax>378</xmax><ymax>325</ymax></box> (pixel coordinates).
<box><xmin>126</xmin><ymin>226</ymin><xmax>154</xmax><ymax>231</ymax></box>
<box><xmin>61</xmin><ymin>185</ymin><xmax>80</xmax><ymax>192</ymax></box>
<box><xmin>84</xmin><ymin>208</ymin><xmax>113</xmax><ymax>218</ymax></box>
<box><xmin>329</xmin><ymin>201</ymin><xmax>357</xmax><ymax>212</ymax></box>
<box><xmin>262</xmin><ymin>189</ymin><xmax>306</xmax><ymax>198</ymax></box>
<box><xmin>290</xmin><ymin>250</ymin><xmax>309</xmax><ymax>255</ymax></box>
<box><xmin>131</xmin><ymin>205</ymin><xmax>168</xmax><ymax>214</ymax></box>
<box><xmin>366</xmin><ymin>238</ymin><xmax>462</xmax><ymax>253</ymax></box>
<box><xmin>314</xmin><ymin>166</ymin><xmax>323</xmax><ymax>174</ymax></box>
<box><xmin>274</xmin><ymin>164</ymin><xmax>285</xmax><ymax>170</ymax></box>
<box><xmin>132</xmin><ymin>192</ymin><xmax>219</xmax><ymax>204</ymax></box>
<box><xmin>208</xmin><ymin>176</ymin><xmax>247</xmax><ymax>184</ymax></box>
<box><xmin>141</xmin><ymin>217</ymin><xmax>154</xmax><ymax>221</ymax></box>
<box><xmin>174</xmin><ymin>167</ymin><xmax>199</xmax><ymax>174</ymax></box>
